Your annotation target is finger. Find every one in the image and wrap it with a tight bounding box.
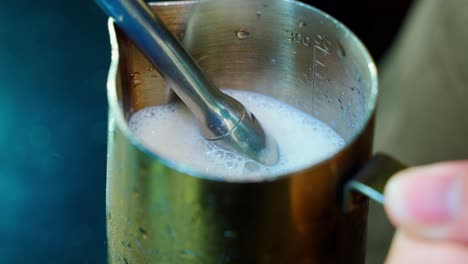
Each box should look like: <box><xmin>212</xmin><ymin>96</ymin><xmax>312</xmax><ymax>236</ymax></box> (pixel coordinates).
<box><xmin>386</xmin><ymin>231</ymin><xmax>468</xmax><ymax>264</ymax></box>
<box><xmin>384</xmin><ymin>160</ymin><xmax>468</xmax><ymax>244</ymax></box>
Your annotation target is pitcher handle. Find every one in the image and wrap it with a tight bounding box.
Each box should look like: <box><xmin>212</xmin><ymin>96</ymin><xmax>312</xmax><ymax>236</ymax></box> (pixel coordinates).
<box><xmin>343</xmin><ymin>153</ymin><xmax>408</xmax><ymax>211</ymax></box>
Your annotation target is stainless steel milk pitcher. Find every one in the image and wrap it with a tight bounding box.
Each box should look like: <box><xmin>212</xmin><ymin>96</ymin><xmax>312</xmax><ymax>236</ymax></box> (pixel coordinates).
<box><xmin>105</xmin><ymin>0</ymin><xmax>393</xmax><ymax>263</ymax></box>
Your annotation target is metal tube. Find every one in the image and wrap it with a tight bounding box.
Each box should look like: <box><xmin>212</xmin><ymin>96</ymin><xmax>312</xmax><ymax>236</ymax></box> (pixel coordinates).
<box><xmin>97</xmin><ymin>0</ymin><xmax>279</xmax><ymax>165</ymax></box>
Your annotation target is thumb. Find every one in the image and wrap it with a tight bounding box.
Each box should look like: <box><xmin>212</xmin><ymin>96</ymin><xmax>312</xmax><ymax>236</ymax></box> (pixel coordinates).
<box><xmin>384</xmin><ymin>160</ymin><xmax>468</xmax><ymax>244</ymax></box>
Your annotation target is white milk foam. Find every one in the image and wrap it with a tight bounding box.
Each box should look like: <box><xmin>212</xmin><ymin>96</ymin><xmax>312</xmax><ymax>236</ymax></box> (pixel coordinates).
<box><xmin>129</xmin><ymin>89</ymin><xmax>345</xmax><ymax>181</ymax></box>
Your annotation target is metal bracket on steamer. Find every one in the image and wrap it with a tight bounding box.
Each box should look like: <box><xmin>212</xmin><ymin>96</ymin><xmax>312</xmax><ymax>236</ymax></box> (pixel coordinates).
<box><xmin>343</xmin><ymin>153</ymin><xmax>407</xmax><ymax>212</ymax></box>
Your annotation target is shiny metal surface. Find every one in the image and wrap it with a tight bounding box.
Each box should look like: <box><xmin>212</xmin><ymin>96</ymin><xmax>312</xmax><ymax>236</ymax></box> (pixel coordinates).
<box><xmin>106</xmin><ymin>0</ymin><xmax>378</xmax><ymax>263</ymax></box>
<box><xmin>97</xmin><ymin>0</ymin><xmax>278</xmax><ymax>165</ymax></box>
<box><xmin>345</xmin><ymin>153</ymin><xmax>407</xmax><ymax>209</ymax></box>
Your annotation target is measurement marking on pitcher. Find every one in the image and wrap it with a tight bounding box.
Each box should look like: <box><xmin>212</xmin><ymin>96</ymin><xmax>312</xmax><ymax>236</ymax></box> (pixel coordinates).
<box><xmin>314</xmin><ymin>45</ymin><xmax>330</xmax><ymax>55</ymax></box>
<box><xmin>287</xmin><ymin>30</ymin><xmax>333</xmax><ymax>101</ymax></box>
<box><xmin>314</xmin><ymin>58</ymin><xmax>325</xmax><ymax>67</ymax></box>
<box><xmin>288</xmin><ymin>31</ymin><xmax>311</xmax><ymax>47</ymax></box>
<box><xmin>287</xmin><ymin>31</ymin><xmax>332</xmax><ymax>51</ymax></box>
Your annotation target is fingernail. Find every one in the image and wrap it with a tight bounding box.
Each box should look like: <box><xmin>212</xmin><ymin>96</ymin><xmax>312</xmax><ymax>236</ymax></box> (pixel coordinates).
<box><xmin>385</xmin><ymin>169</ymin><xmax>462</xmax><ymax>227</ymax></box>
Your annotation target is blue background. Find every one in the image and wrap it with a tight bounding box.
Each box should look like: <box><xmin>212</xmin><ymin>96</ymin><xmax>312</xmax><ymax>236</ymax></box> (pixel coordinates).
<box><xmin>0</xmin><ymin>0</ymin><xmax>411</xmax><ymax>263</ymax></box>
<box><xmin>0</xmin><ymin>1</ymin><xmax>109</xmax><ymax>263</ymax></box>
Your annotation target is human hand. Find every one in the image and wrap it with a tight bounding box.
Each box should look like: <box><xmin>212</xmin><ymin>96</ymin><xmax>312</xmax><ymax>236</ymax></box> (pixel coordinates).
<box><xmin>384</xmin><ymin>160</ymin><xmax>468</xmax><ymax>263</ymax></box>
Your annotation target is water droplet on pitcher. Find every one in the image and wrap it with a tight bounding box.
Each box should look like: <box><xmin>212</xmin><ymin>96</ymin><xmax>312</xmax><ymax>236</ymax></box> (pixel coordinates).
<box><xmin>235</xmin><ymin>30</ymin><xmax>250</xmax><ymax>39</ymax></box>
<box><xmin>256</xmin><ymin>11</ymin><xmax>261</xmax><ymax>16</ymax></box>
<box><xmin>131</xmin><ymin>72</ymin><xmax>142</xmax><ymax>87</ymax></box>
<box><xmin>131</xmin><ymin>72</ymin><xmax>141</xmax><ymax>80</ymax></box>
<box><xmin>337</xmin><ymin>42</ymin><xmax>346</xmax><ymax>57</ymax></box>
<box><xmin>132</xmin><ymin>80</ymin><xmax>142</xmax><ymax>88</ymax></box>
<box><xmin>138</xmin><ymin>227</ymin><xmax>149</xmax><ymax>239</ymax></box>
<box><xmin>299</xmin><ymin>21</ymin><xmax>306</xmax><ymax>27</ymax></box>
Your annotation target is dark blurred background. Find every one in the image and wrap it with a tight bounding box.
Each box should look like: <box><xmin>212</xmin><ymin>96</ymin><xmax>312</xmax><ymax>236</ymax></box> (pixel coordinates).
<box><xmin>0</xmin><ymin>0</ymin><xmax>412</xmax><ymax>263</ymax></box>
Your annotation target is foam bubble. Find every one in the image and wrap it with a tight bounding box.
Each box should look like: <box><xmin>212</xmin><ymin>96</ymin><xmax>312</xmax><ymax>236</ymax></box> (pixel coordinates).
<box><xmin>129</xmin><ymin>89</ymin><xmax>345</xmax><ymax>181</ymax></box>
